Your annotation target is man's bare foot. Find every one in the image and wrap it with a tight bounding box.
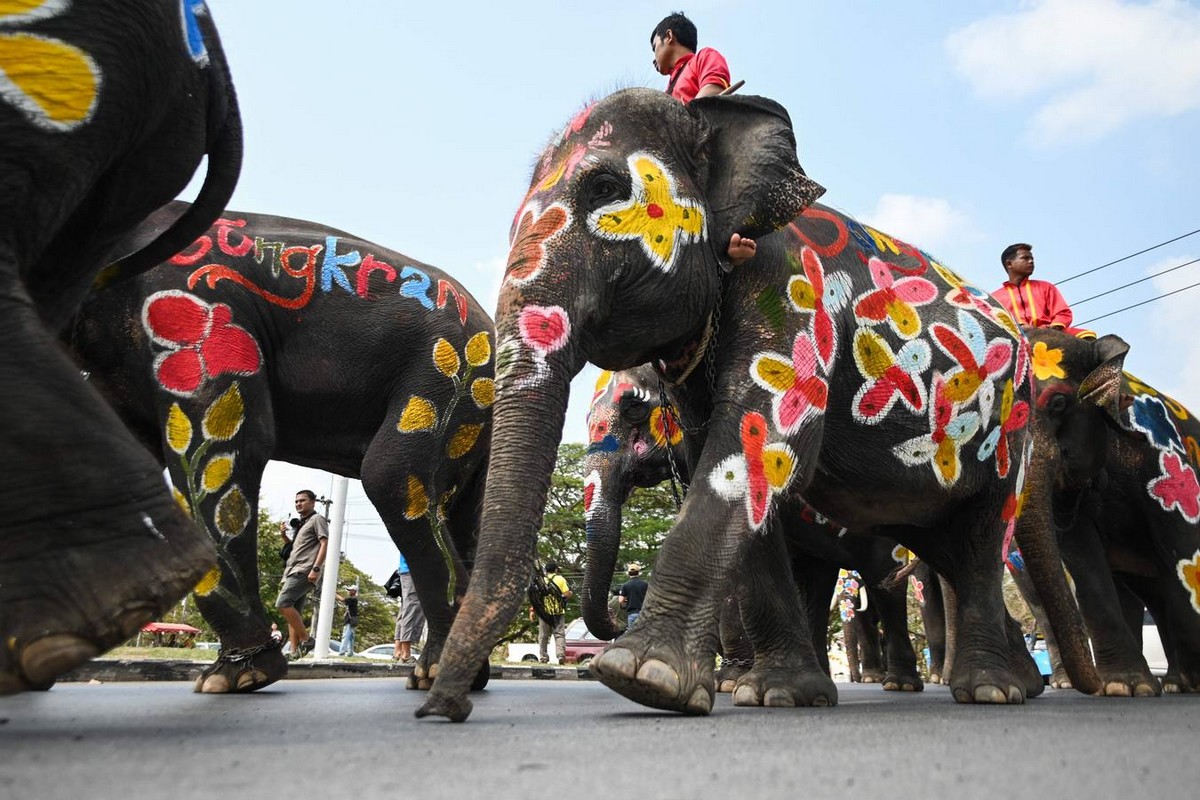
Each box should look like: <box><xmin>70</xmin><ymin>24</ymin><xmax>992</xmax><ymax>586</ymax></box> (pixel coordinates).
<box><xmin>727</xmin><ymin>233</ymin><xmax>756</xmax><ymax>266</ymax></box>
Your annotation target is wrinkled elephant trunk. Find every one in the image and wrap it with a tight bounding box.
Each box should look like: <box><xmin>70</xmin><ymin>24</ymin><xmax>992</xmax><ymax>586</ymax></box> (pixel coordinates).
<box><xmin>582</xmin><ymin>497</ymin><xmax>627</xmax><ymax>642</ymax></box>
<box><xmin>417</xmin><ymin>347</ymin><xmax>579</xmax><ymax>722</ymax></box>
<box><xmin>1014</xmin><ymin>447</ymin><xmax>1103</xmax><ymax>695</ymax></box>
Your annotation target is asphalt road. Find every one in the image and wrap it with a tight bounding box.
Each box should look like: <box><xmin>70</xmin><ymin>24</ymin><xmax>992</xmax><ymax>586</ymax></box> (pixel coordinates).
<box><xmin>1</xmin><ymin>678</ymin><xmax>1197</xmax><ymax>800</ymax></box>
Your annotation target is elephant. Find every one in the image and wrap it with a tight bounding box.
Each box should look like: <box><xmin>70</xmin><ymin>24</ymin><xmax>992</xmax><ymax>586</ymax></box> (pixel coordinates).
<box><xmin>909</xmin><ymin>561</ymin><xmax>947</xmax><ymax>683</ymax></box>
<box><xmin>0</xmin><ymin>1</ymin><xmax>241</xmax><ymax>694</ymax></box>
<box><xmin>69</xmin><ymin>201</ymin><xmax>495</xmax><ymax>693</ymax></box>
<box><xmin>579</xmin><ymin>366</ymin><xmax>922</xmax><ymax>693</ymax></box>
<box><xmin>417</xmin><ymin>88</ymin><xmax>1100</xmax><ymax>722</ymax></box>
<box><xmin>1014</xmin><ymin>327</ymin><xmax>1200</xmax><ymax>695</ymax></box>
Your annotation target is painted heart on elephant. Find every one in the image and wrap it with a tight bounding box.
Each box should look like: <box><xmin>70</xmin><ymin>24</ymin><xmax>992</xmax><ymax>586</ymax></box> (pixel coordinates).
<box><xmin>417</xmin><ymin>88</ymin><xmax>1098</xmax><ymax>722</ymax></box>
<box><xmin>0</xmin><ymin>0</ymin><xmax>241</xmax><ymax>695</ymax></box>
<box><xmin>1015</xmin><ymin>328</ymin><xmax>1200</xmax><ymax>695</ymax></box>
<box><xmin>71</xmin><ymin>201</ymin><xmax>495</xmax><ymax>694</ymax></box>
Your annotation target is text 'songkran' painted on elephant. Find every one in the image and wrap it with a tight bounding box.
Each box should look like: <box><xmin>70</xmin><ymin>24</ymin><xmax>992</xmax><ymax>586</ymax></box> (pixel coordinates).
<box><xmin>176</xmin><ymin>217</ymin><xmax>473</xmax><ymax>324</ymax></box>
<box><xmin>588</xmin><ymin>153</ymin><xmax>706</xmax><ymax>273</ymax></box>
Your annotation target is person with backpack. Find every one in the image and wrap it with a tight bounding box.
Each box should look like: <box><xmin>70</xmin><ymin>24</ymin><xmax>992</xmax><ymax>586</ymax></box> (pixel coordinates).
<box><xmin>531</xmin><ymin>562</ymin><xmax>572</xmax><ymax>664</ymax></box>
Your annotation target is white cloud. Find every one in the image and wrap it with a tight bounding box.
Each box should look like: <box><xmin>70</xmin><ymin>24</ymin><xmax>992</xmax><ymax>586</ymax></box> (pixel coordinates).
<box><xmin>860</xmin><ymin>194</ymin><xmax>973</xmax><ymax>254</ymax></box>
<box><xmin>946</xmin><ymin>0</ymin><xmax>1200</xmax><ymax>145</ymax></box>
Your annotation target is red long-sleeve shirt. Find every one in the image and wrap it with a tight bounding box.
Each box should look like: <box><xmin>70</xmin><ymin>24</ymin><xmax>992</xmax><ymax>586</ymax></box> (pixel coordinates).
<box><xmin>666</xmin><ymin>48</ymin><xmax>730</xmax><ymax>103</ymax></box>
<box><xmin>991</xmin><ymin>279</ymin><xmax>1094</xmax><ymax>337</ymax></box>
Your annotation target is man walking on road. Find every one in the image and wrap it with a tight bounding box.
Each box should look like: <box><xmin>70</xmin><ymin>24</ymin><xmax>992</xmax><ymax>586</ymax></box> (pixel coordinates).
<box><xmin>275</xmin><ymin>490</ymin><xmax>328</xmax><ymax>659</ymax></box>
<box><xmin>618</xmin><ymin>563</ymin><xmax>648</xmax><ymax>633</ymax></box>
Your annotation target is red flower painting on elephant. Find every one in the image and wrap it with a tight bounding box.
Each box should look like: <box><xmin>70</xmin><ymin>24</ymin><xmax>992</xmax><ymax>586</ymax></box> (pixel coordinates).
<box><xmin>142</xmin><ymin>291</ymin><xmax>262</xmax><ymax>397</ymax></box>
<box><xmin>851</xmin><ymin>329</ymin><xmax>930</xmax><ymax>425</ymax></box>
<box><xmin>853</xmin><ymin>257</ymin><xmax>939</xmax><ymax>339</ymax></box>
<box><xmin>751</xmin><ymin>332</ymin><xmax>828</xmax><ymax>435</ymax></box>
<box><xmin>1147</xmin><ymin>451</ymin><xmax>1200</xmax><ymax>523</ymax></box>
<box><xmin>708</xmin><ymin>412</ymin><xmax>797</xmax><ymax>530</ymax></box>
<box><xmin>977</xmin><ymin>379</ymin><xmax>1030</xmax><ymax>478</ymax></box>
<box><xmin>787</xmin><ymin>246</ymin><xmax>851</xmax><ymax>370</ymax></box>
<box><xmin>930</xmin><ymin>309</ymin><xmax>1014</xmax><ymax>422</ymax></box>
<box><xmin>893</xmin><ymin>374</ymin><xmax>982</xmax><ymax>488</ymax></box>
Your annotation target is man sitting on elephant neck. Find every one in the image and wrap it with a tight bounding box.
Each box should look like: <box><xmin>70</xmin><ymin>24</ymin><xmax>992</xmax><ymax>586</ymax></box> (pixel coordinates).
<box><xmin>650</xmin><ymin>11</ymin><xmax>757</xmax><ymax>268</ymax></box>
<box><xmin>991</xmin><ymin>243</ymin><xmax>1096</xmax><ymax>339</ymax></box>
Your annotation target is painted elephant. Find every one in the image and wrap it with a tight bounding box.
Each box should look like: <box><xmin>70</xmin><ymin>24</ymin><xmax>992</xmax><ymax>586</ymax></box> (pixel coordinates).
<box><xmin>1015</xmin><ymin>328</ymin><xmax>1200</xmax><ymax>694</ymax></box>
<box><xmin>0</xmin><ymin>1</ymin><xmax>241</xmax><ymax>694</ymax></box>
<box><xmin>910</xmin><ymin>561</ymin><xmax>947</xmax><ymax>683</ymax></box>
<box><xmin>579</xmin><ymin>366</ymin><xmax>922</xmax><ymax>692</ymax></box>
<box><xmin>70</xmin><ymin>201</ymin><xmax>494</xmax><ymax>693</ymax></box>
<box><xmin>418</xmin><ymin>88</ymin><xmax>1099</xmax><ymax>722</ymax></box>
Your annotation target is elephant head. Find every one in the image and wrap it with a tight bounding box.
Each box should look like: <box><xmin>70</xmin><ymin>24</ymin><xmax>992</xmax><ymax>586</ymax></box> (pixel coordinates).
<box><xmin>417</xmin><ymin>89</ymin><xmax>823</xmax><ymax>721</ymax></box>
<box><xmin>580</xmin><ymin>365</ymin><xmax>689</xmax><ymax>640</ymax></box>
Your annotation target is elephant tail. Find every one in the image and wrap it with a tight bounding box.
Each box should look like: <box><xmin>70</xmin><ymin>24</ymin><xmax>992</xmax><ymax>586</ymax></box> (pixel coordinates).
<box><xmin>95</xmin><ymin>63</ymin><xmax>244</xmax><ymax>288</ymax></box>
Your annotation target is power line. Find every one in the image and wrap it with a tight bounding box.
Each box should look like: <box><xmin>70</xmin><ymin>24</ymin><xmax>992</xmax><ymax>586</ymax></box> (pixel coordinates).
<box><xmin>1057</xmin><ymin>227</ymin><xmax>1200</xmax><ymax>285</ymax></box>
<box><xmin>1071</xmin><ymin>256</ymin><xmax>1200</xmax><ymax>306</ymax></box>
<box><xmin>1078</xmin><ymin>280</ymin><xmax>1200</xmax><ymax>325</ymax></box>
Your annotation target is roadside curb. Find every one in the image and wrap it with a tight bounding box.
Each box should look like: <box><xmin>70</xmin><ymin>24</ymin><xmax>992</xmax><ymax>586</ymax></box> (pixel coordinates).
<box><xmin>60</xmin><ymin>659</ymin><xmax>599</xmax><ymax>684</ymax></box>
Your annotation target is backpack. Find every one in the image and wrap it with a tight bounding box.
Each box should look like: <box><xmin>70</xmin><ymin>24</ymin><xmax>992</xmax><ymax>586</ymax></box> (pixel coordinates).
<box><xmin>527</xmin><ymin>568</ymin><xmax>565</xmax><ymax>623</ymax></box>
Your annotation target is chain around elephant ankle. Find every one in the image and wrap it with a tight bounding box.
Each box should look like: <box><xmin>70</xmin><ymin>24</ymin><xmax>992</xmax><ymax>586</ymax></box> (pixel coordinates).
<box><xmin>218</xmin><ymin>640</ymin><xmax>282</xmax><ymax>663</ymax></box>
<box><xmin>718</xmin><ymin>656</ymin><xmax>754</xmax><ymax>668</ymax></box>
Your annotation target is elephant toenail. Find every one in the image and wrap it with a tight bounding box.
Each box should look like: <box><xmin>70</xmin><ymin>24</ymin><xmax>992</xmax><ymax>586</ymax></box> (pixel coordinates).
<box><xmin>732</xmin><ymin>685</ymin><xmax>759</xmax><ymax>706</ymax></box>
<box><xmin>763</xmin><ymin>688</ymin><xmax>796</xmax><ymax>707</ymax></box>
<box><xmin>21</xmin><ymin>635</ymin><xmax>98</xmax><ymax>687</ymax></box>
<box><xmin>952</xmin><ymin>687</ymin><xmax>973</xmax><ymax>703</ymax></box>
<box><xmin>200</xmin><ymin>674</ymin><xmax>231</xmax><ymax>693</ymax></box>
<box><xmin>1135</xmin><ymin>683</ymin><xmax>1157</xmax><ymax>697</ymax></box>
<box><xmin>812</xmin><ymin>694</ymin><xmax>830</xmax><ymax>707</ymax></box>
<box><xmin>1104</xmin><ymin>682</ymin><xmax>1132</xmax><ymax>697</ymax></box>
<box><xmin>236</xmin><ymin>670</ymin><xmax>264</xmax><ymax>691</ymax></box>
<box><xmin>1007</xmin><ymin>686</ymin><xmax>1024</xmax><ymax>703</ymax></box>
<box><xmin>974</xmin><ymin>685</ymin><xmax>1007</xmax><ymax>703</ymax></box>
<box><xmin>636</xmin><ymin>659</ymin><xmax>680</xmax><ymax>697</ymax></box>
<box><xmin>597</xmin><ymin>648</ymin><xmax>638</xmax><ymax>680</ymax></box>
<box><xmin>686</xmin><ymin>686</ymin><xmax>712</xmax><ymax>715</ymax></box>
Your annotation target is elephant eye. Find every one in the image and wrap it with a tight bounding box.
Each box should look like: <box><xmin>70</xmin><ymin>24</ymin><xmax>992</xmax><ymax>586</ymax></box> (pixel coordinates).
<box><xmin>1048</xmin><ymin>394</ymin><xmax>1070</xmax><ymax>415</ymax></box>
<box><xmin>619</xmin><ymin>395</ymin><xmax>651</xmax><ymax>425</ymax></box>
<box><xmin>585</xmin><ymin>172</ymin><xmax>629</xmax><ymax>209</ymax></box>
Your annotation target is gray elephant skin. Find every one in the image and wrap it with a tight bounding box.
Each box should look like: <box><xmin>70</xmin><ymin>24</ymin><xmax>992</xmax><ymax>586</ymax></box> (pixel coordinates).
<box><xmin>1015</xmin><ymin>328</ymin><xmax>1200</xmax><ymax>695</ymax></box>
<box><xmin>417</xmin><ymin>88</ymin><xmax>1102</xmax><ymax>721</ymax></box>
<box><xmin>0</xmin><ymin>1</ymin><xmax>241</xmax><ymax>694</ymax></box>
<box><xmin>69</xmin><ymin>201</ymin><xmax>494</xmax><ymax>693</ymax></box>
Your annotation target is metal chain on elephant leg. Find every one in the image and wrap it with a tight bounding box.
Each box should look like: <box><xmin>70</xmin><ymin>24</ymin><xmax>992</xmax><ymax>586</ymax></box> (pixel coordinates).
<box><xmin>215</xmin><ymin>639</ymin><xmax>282</xmax><ymax>668</ymax></box>
<box><xmin>718</xmin><ymin>656</ymin><xmax>754</xmax><ymax>668</ymax></box>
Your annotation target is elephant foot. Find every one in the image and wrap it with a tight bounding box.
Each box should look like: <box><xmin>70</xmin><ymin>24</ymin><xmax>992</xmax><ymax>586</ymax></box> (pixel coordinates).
<box><xmin>415</xmin><ymin>688</ymin><xmax>473</xmax><ymax>722</ymax></box>
<box><xmin>861</xmin><ymin>669</ymin><xmax>884</xmax><ymax>684</ymax></box>
<box><xmin>1050</xmin><ymin>669</ymin><xmax>1072</xmax><ymax>690</ymax></box>
<box><xmin>590</xmin><ymin>643</ymin><xmax>714</xmax><ymax>715</ymax></box>
<box><xmin>0</xmin><ymin>504</ymin><xmax>215</xmax><ymax>695</ymax></box>
<box><xmin>194</xmin><ymin>640</ymin><xmax>286</xmax><ymax>693</ymax></box>
<box><xmin>731</xmin><ymin>665</ymin><xmax>838</xmax><ymax>708</ymax></box>
<box><xmin>949</xmin><ymin>667</ymin><xmax>1027</xmax><ymax>704</ymax></box>
<box><xmin>928</xmin><ymin>672</ymin><xmax>943</xmax><ymax>685</ymax></box>
<box><xmin>1095</xmin><ymin>671</ymin><xmax>1161</xmax><ymax>697</ymax></box>
<box><xmin>408</xmin><ymin>658</ymin><xmax>489</xmax><ymax>692</ymax></box>
<box><xmin>882</xmin><ymin>671</ymin><xmax>924</xmax><ymax>692</ymax></box>
<box><xmin>714</xmin><ymin>657</ymin><xmax>753</xmax><ymax>693</ymax></box>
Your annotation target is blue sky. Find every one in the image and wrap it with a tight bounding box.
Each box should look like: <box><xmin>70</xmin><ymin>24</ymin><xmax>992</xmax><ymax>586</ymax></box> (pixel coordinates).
<box><xmin>190</xmin><ymin>0</ymin><xmax>1200</xmax><ymax>583</ymax></box>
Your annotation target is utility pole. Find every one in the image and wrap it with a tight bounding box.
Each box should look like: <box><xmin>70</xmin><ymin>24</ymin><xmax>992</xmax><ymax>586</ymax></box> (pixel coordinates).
<box><xmin>311</xmin><ymin>476</ymin><xmax>348</xmax><ymax>659</ymax></box>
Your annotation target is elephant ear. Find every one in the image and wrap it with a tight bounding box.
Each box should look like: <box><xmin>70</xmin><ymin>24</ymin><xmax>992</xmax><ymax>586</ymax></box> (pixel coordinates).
<box><xmin>1077</xmin><ymin>334</ymin><xmax>1130</xmax><ymax>424</ymax></box>
<box><xmin>690</xmin><ymin>95</ymin><xmax>825</xmax><ymax>254</ymax></box>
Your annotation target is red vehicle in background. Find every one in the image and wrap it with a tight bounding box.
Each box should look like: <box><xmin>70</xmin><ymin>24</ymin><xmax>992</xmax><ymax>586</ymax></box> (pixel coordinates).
<box><xmin>563</xmin><ymin>618</ymin><xmax>615</xmax><ymax>665</ymax></box>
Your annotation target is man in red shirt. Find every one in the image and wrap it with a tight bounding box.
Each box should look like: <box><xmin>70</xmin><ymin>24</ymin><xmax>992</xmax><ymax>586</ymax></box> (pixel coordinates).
<box><xmin>991</xmin><ymin>243</ymin><xmax>1095</xmax><ymax>338</ymax></box>
<box><xmin>650</xmin><ymin>12</ymin><xmax>754</xmax><ymax>266</ymax></box>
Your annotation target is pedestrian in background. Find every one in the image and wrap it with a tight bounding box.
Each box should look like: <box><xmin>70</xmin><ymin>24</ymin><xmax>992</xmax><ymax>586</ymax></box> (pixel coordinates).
<box><xmin>392</xmin><ymin>552</ymin><xmax>424</xmax><ymax>664</ymax></box>
<box><xmin>337</xmin><ymin>586</ymin><xmax>359</xmax><ymax>656</ymax></box>
<box><xmin>618</xmin><ymin>563</ymin><xmax>648</xmax><ymax>632</ymax></box>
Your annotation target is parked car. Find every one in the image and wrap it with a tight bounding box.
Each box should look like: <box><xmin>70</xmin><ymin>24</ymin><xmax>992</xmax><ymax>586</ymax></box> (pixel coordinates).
<box><xmin>1143</xmin><ymin>609</ymin><xmax>1168</xmax><ymax>676</ymax></box>
<box><xmin>355</xmin><ymin>644</ymin><xmax>422</xmax><ymax>661</ymax></box>
<box><xmin>563</xmin><ymin>618</ymin><xmax>614</xmax><ymax>665</ymax></box>
<box><xmin>280</xmin><ymin>639</ymin><xmax>340</xmax><ymax>656</ymax></box>
<box><xmin>194</xmin><ymin>641</ymin><xmax>221</xmax><ymax>651</ymax></box>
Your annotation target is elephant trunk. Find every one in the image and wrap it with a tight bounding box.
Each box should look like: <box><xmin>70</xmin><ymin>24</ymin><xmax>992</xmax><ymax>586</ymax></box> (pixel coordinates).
<box><xmin>581</xmin><ymin>475</ymin><xmax>629</xmax><ymax>642</ymax></box>
<box><xmin>418</xmin><ymin>349</ymin><xmax>577</xmax><ymax>722</ymax></box>
<box><xmin>1014</xmin><ymin>446</ymin><xmax>1103</xmax><ymax>695</ymax></box>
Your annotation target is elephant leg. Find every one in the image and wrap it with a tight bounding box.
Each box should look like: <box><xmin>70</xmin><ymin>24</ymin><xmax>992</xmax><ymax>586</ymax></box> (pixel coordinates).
<box><xmin>714</xmin><ymin>591</ymin><xmax>753</xmax><ymax>693</ymax></box>
<box><xmin>1007</xmin><ymin>560</ymin><xmax>1069</xmax><ymax>688</ymax></box>
<box><xmin>729</xmin><ymin>522</ymin><xmax>838</xmax><ymax>708</ymax></box>
<box><xmin>875</xmin><ymin>582</ymin><xmax>923</xmax><ymax>692</ymax></box>
<box><xmin>1059</xmin><ymin>519</ymin><xmax>1160</xmax><ymax>697</ymax></box>
<box><xmin>0</xmin><ymin>295</ymin><xmax>215</xmax><ymax>694</ymax></box>
<box><xmin>795</xmin><ymin>556</ymin><xmax>838</xmax><ymax>679</ymax></box>
<box><xmin>844</xmin><ymin>614</ymin><xmax>863</xmax><ymax>682</ymax></box>
<box><xmin>914</xmin><ymin>563</ymin><xmax>947</xmax><ymax>683</ymax></box>
<box><xmin>904</xmin><ymin>509</ymin><xmax>1029</xmax><ymax>704</ymax></box>
<box><xmin>856</xmin><ymin>606</ymin><xmax>886</xmax><ymax>684</ymax></box>
<box><xmin>360</xmin><ymin>421</ymin><xmax>485</xmax><ymax>692</ymax></box>
<box><xmin>939</xmin><ymin>575</ymin><xmax>959</xmax><ymax>684</ymax></box>
<box><xmin>175</xmin><ymin>380</ymin><xmax>284</xmax><ymax>694</ymax></box>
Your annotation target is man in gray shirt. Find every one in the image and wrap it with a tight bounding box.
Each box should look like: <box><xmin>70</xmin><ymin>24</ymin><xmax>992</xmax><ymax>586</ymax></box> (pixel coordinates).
<box><xmin>275</xmin><ymin>489</ymin><xmax>329</xmax><ymax>658</ymax></box>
